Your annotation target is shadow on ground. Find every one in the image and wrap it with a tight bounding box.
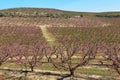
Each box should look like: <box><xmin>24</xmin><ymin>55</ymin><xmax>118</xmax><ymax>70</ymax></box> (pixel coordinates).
<box><xmin>0</xmin><ymin>68</ymin><xmax>116</xmax><ymax>80</ymax></box>
<box><xmin>36</xmin><ymin>71</ymin><xmax>115</xmax><ymax>80</ymax></box>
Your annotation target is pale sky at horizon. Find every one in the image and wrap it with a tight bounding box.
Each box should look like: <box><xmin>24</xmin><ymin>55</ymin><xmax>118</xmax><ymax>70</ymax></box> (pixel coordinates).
<box><xmin>0</xmin><ymin>0</ymin><xmax>120</xmax><ymax>12</ymax></box>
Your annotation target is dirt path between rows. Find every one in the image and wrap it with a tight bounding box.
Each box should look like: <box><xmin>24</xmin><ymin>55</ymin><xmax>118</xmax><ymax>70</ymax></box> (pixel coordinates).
<box><xmin>39</xmin><ymin>25</ymin><xmax>55</xmax><ymax>43</ymax></box>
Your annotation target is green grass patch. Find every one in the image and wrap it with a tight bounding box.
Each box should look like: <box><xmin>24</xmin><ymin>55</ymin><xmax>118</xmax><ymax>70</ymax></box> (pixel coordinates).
<box><xmin>76</xmin><ymin>67</ymin><xmax>114</xmax><ymax>76</ymax></box>
<box><xmin>39</xmin><ymin>63</ymin><xmax>56</xmax><ymax>71</ymax></box>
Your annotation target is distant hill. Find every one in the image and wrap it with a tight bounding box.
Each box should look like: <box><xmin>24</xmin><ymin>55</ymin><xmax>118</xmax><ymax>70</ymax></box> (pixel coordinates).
<box><xmin>0</xmin><ymin>8</ymin><xmax>120</xmax><ymax>18</ymax></box>
<box><xmin>96</xmin><ymin>12</ymin><xmax>120</xmax><ymax>18</ymax></box>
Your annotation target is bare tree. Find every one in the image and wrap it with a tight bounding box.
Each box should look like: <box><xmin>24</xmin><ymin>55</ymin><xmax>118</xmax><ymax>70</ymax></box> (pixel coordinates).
<box><xmin>16</xmin><ymin>41</ymin><xmax>46</xmax><ymax>72</ymax></box>
<box><xmin>99</xmin><ymin>43</ymin><xmax>120</xmax><ymax>76</ymax></box>
<box><xmin>47</xmin><ymin>36</ymin><xmax>97</xmax><ymax>76</ymax></box>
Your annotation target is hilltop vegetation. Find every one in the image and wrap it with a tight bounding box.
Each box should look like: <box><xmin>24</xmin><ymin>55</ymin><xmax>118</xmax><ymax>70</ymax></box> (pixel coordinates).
<box><xmin>0</xmin><ymin>8</ymin><xmax>85</xmax><ymax>18</ymax></box>
<box><xmin>0</xmin><ymin>8</ymin><xmax>120</xmax><ymax>18</ymax></box>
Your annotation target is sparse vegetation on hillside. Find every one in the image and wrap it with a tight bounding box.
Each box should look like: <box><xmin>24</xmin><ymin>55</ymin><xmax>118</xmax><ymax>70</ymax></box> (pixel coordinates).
<box><xmin>0</xmin><ymin>8</ymin><xmax>120</xmax><ymax>18</ymax></box>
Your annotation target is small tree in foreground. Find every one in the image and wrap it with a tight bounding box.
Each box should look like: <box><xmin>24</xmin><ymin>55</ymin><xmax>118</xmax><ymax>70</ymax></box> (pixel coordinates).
<box><xmin>47</xmin><ymin>37</ymin><xmax>97</xmax><ymax>77</ymax></box>
<box><xmin>16</xmin><ymin>41</ymin><xmax>46</xmax><ymax>72</ymax></box>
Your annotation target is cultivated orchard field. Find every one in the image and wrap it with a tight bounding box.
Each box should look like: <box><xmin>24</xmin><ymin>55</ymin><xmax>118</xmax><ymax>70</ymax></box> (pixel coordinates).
<box><xmin>0</xmin><ymin>9</ymin><xmax>120</xmax><ymax>80</ymax></box>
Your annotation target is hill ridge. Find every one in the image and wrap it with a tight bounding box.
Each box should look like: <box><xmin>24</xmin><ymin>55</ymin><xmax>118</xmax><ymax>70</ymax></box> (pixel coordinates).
<box><xmin>0</xmin><ymin>8</ymin><xmax>120</xmax><ymax>18</ymax></box>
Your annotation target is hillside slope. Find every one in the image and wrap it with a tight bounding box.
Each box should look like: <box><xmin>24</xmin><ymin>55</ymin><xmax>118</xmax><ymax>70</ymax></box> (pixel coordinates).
<box><xmin>0</xmin><ymin>8</ymin><xmax>120</xmax><ymax>18</ymax></box>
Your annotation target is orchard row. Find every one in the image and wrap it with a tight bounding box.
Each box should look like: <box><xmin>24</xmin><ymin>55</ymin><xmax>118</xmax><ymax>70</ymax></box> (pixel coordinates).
<box><xmin>0</xmin><ymin>26</ymin><xmax>120</xmax><ymax>78</ymax></box>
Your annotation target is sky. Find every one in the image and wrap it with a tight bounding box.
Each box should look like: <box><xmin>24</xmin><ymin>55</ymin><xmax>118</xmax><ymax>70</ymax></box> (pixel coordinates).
<box><xmin>0</xmin><ymin>0</ymin><xmax>120</xmax><ymax>12</ymax></box>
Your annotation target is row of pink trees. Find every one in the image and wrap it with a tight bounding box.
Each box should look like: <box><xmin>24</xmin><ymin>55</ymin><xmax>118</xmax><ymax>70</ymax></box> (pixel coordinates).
<box><xmin>0</xmin><ymin>40</ymin><xmax>47</xmax><ymax>70</ymax></box>
<box><xmin>0</xmin><ymin>41</ymin><xmax>120</xmax><ymax>77</ymax></box>
<box><xmin>0</xmin><ymin>40</ymin><xmax>47</xmax><ymax>76</ymax></box>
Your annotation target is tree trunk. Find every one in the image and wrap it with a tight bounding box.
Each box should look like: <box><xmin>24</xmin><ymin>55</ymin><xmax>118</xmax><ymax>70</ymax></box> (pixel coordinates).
<box><xmin>70</xmin><ymin>69</ymin><xmax>74</xmax><ymax>77</ymax></box>
<box><xmin>48</xmin><ymin>58</ymin><xmax>50</xmax><ymax>62</ymax></box>
<box><xmin>30</xmin><ymin>66</ymin><xmax>34</xmax><ymax>72</ymax></box>
<box><xmin>24</xmin><ymin>70</ymin><xmax>28</xmax><ymax>77</ymax></box>
<box><xmin>0</xmin><ymin>62</ymin><xmax>2</xmax><ymax>66</ymax></box>
<box><xmin>115</xmin><ymin>68</ymin><xmax>120</xmax><ymax>75</ymax></box>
